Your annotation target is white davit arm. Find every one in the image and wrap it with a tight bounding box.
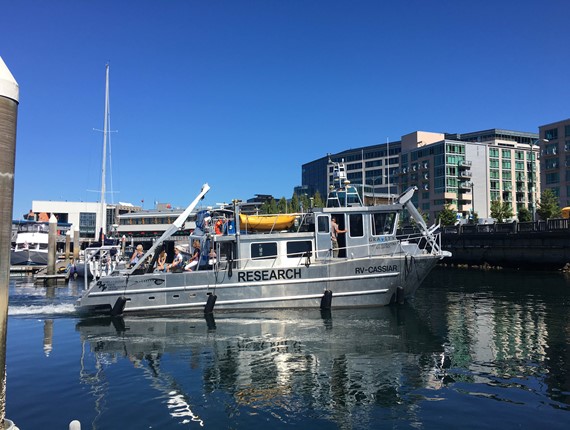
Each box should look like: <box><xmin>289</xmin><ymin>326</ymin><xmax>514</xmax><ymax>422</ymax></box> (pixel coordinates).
<box><xmin>128</xmin><ymin>183</ymin><xmax>211</xmax><ymax>274</ymax></box>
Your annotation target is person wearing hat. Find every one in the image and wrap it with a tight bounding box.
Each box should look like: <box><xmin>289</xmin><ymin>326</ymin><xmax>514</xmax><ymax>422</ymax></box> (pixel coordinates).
<box><xmin>167</xmin><ymin>245</ymin><xmax>185</xmax><ymax>272</ymax></box>
<box><xmin>130</xmin><ymin>244</ymin><xmax>144</xmax><ymax>266</ymax></box>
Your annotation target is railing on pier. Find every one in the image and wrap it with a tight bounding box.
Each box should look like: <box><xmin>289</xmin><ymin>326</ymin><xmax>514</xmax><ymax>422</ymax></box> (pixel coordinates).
<box><xmin>439</xmin><ymin>218</ymin><xmax>570</xmax><ymax>235</ymax></box>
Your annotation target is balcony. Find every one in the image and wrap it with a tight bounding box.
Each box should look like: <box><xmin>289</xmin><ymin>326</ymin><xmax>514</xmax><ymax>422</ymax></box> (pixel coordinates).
<box><xmin>459</xmin><ymin>160</ymin><xmax>472</xmax><ymax>168</ymax></box>
<box><xmin>458</xmin><ymin>170</ymin><xmax>472</xmax><ymax>179</ymax></box>
<box><xmin>458</xmin><ymin>181</ymin><xmax>473</xmax><ymax>190</ymax></box>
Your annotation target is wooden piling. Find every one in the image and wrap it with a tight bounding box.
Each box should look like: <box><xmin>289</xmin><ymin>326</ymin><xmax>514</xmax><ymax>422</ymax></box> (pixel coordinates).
<box><xmin>0</xmin><ymin>55</ymin><xmax>20</xmax><ymax>428</ymax></box>
<box><xmin>47</xmin><ymin>215</ymin><xmax>57</xmax><ymax>283</ymax></box>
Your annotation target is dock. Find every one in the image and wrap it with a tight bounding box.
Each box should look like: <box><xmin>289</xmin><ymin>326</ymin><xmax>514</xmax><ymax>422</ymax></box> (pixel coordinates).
<box><xmin>10</xmin><ymin>263</ymin><xmax>70</xmax><ymax>285</ymax></box>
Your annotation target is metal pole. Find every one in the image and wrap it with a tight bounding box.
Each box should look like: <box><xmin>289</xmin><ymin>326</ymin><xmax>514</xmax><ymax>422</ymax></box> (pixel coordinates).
<box><xmin>0</xmin><ymin>56</ymin><xmax>19</xmax><ymax>428</ymax></box>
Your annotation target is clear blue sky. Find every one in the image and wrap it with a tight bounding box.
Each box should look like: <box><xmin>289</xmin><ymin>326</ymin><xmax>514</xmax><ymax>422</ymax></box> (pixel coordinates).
<box><xmin>2</xmin><ymin>0</ymin><xmax>569</xmax><ymax>219</ymax></box>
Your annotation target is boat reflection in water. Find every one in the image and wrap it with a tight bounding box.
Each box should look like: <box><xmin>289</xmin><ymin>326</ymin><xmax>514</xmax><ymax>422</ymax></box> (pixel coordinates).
<box><xmin>75</xmin><ymin>306</ymin><xmax>444</xmax><ymax>428</ymax></box>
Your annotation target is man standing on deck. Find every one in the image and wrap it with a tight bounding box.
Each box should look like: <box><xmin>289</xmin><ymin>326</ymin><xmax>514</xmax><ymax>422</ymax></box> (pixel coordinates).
<box><xmin>331</xmin><ymin>217</ymin><xmax>346</xmax><ymax>258</ymax></box>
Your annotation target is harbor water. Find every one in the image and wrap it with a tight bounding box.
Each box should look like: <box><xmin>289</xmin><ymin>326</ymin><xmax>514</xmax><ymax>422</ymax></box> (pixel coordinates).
<box><xmin>4</xmin><ymin>267</ymin><xmax>570</xmax><ymax>429</ymax></box>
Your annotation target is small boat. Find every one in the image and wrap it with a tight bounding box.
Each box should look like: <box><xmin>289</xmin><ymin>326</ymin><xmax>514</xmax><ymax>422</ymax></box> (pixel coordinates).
<box><xmin>75</xmin><ymin>160</ymin><xmax>451</xmax><ymax>316</ymax></box>
<box><xmin>239</xmin><ymin>213</ymin><xmax>297</xmax><ymax>231</ymax></box>
<box><xmin>10</xmin><ymin>221</ymin><xmax>49</xmax><ymax>265</ymax></box>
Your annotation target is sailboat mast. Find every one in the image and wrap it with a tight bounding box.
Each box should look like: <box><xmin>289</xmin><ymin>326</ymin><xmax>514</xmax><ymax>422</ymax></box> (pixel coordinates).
<box><xmin>100</xmin><ymin>64</ymin><xmax>110</xmax><ymax>237</ymax></box>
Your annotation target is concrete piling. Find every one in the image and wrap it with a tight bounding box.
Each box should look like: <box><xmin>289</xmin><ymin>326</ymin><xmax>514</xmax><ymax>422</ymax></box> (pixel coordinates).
<box><xmin>0</xmin><ymin>56</ymin><xmax>19</xmax><ymax>428</ymax></box>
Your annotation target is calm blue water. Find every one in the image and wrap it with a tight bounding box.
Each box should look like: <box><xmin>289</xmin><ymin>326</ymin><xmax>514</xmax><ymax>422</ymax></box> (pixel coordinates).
<box><xmin>4</xmin><ymin>268</ymin><xmax>570</xmax><ymax>429</ymax></box>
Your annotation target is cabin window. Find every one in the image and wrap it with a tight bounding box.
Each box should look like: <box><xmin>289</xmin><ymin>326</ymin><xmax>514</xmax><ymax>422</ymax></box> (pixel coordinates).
<box><xmin>251</xmin><ymin>242</ymin><xmax>278</xmax><ymax>260</ymax></box>
<box><xmin>286</xmin><ymin>241</ymin><xmax>312</xmax><ymax>258</ymax></box>
<box><xmin>317</xmin><ymin>216</ymin><xmax>330</xmax><ymax>233</ymax></box>
<box><xmin>349</xmin><ymin>214</ymin><xmax>364</xmax><ymax>237</ymax></box>
<box><xmin>371</xmin><ymin>212</ymin><xmax>396</xmax><ymax>235</ymax></box>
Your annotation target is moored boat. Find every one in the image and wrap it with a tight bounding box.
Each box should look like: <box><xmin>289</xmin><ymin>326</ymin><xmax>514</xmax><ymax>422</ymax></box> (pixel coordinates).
<box><xmin>76</xmin><ymin>161</ymin><xmax>451</xmax><ymax>316</ymax></box>
<box><xmin>11</xmin><ymin>221</ymin><xmax>50</xmax><ymax>265</ymax></box>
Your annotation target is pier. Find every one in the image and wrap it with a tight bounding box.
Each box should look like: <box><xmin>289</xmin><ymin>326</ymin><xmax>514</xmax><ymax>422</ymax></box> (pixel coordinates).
<box><xmin>439</xmin><ymin>219</ymin><xmax>570</xmax><ymax>270</ymax></box>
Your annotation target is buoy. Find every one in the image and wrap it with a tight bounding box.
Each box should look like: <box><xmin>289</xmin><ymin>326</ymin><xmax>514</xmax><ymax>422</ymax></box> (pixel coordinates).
<box><xmin>320</xmin><ymin>290</ymin><xmax>333</xmax><ymax>310</ymax></box>
<box><xmin>110</xmin><ymin>296</ymin><xmax>127</xmax><ymax>316</ymax></box>
<box><xmin>204</xmin><ymin>293</ymin><xmax>217</xmax><ymax>314</ymax></box>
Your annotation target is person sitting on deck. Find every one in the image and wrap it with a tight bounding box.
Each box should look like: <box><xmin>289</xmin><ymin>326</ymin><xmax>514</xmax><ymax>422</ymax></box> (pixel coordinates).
<box><xmin>156</xmin><ymin>250</ymin><xmax>167</xmax><ymax>272</ymax></box>
<box><xmin>130</xmin><ymin>244</ymin><xmax>144</xmax><ymax>267</ymax></box>
<box><xmin>167</xmin><ymin>245</ymin><xmax>185</xmax><ymax>272</ymax></box>
<box><xmin>184</xmin><ymin>240</ymin><xmax>201</xmax><ymax>271</ymax></box>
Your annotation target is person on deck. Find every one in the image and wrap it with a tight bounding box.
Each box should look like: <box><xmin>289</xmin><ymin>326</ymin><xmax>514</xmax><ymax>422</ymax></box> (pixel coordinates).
<box><xmin>331</xmin><ymin>217</ymin><xmax>346</xmax><ymax>258</ymax></box>
<box><xmin>167</xmin><ymin>245</ymin><xmax>185</xmax><ymax>272</ymax></box>
<box><xmin>185</xmin><ymin>240</ymin><xmax>201</xmax><ymax>271</ymax></box>
<box><xmin>130</xmin><ymin>244</ymin><xmax>144</xmax><ymax>266</ymax></box>
<box><xmin>156</xmin><ymin>250</ymin><xmax>167</xmax><ymax>272</ymax></box>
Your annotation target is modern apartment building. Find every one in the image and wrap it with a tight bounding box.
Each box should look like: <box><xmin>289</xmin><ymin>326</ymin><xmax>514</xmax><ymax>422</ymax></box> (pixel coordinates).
<box><xmin>301</xmin><ymin>140</ymin><xmax>402</xmax><ymax>200</ymax></box>
<box><xmin>538</xmin><ymin>118</ymin><xmax>570</xmax><ymax>207</ymax></box>
<box><xmin>301</xmin><ymin>128</ymin><xmax>539</xmax><ymax>222</ymax></box>
<box><xmin>400</xmin><ymin>130</ymin><xmax>538</xmax><ymax>221</ymax></box>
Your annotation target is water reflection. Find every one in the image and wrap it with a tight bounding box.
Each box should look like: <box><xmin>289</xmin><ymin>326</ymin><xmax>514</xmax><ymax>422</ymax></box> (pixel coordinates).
<box><xmin>418</xmin><ymin>268</ymin><xmax>570</xmax><ymax>409</ymax></box>
<box><xmin>76</xmin><ymin>306</ymin><xmax>445</xmax><ymax>427</ymax></box>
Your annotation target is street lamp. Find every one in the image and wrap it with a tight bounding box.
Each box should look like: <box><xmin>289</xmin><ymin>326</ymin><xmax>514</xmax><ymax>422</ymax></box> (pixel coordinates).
<box><xmin>530</xmin><ymin>138</ymin><xmax>549</xmax><ymax>222</ymax></box>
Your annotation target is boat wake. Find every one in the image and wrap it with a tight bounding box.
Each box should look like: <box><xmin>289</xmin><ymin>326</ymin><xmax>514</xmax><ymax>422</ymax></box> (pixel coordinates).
<box><xmin>8</xmin><ymin>303</ymin><xmax>77</xmax><ymax>316</ymax></box>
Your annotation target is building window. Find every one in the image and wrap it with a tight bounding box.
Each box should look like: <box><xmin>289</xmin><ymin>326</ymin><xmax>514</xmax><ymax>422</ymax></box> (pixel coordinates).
<box><xmin>501</xmin><ymin>149</ymin><xmax>511</xmax><ymax>159</ymax></box>
<box><xmin>489</xmin><ymin>148</ymin><xmax>499</xmax><ymax>158</ymax></box>
<box><xmin>545</xmin><ymin>172</ymin><xmax>560</xmax><ymax>185</ymax></box>
<box><xmin>545</xmin><ymin>128</ymin><xmax>559</xmax><ymax>140</ymax></box>
<box><xmin>79</xmin><ymin>212</ymin><xmax>96</xmax><ymax>239</ymax></box>
<box><xmin>565</xmin><ymin>125</ymin><xmax>570</xmax><ymax>137</ymax></box>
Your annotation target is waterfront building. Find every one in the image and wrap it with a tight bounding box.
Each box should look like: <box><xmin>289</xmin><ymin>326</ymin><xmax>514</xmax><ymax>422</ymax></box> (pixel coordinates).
<box><xmin>30</xmin><ymin>200</ymin><xmax>141</xmax><ymax>242</ymax></box>
<box><xmin>302</xmin><ymin>140</ymin><xmax>402</xmax><ymax>202</ymax></box>
<box><xmin>538</xmin><ymin>118</ymin><xmax>570</xmax><ymax>207</ymax></box>
<box><xmin>301</xmin><ymin>128</ymin><xmax>539</xmax><ymax>222</ymax></box>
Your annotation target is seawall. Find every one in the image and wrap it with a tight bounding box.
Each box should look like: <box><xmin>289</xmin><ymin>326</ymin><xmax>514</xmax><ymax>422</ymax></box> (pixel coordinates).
<box><xmin>439</xmin><ymin>219</ymin><xmax>570</xmax><ymax>270</ymax></box>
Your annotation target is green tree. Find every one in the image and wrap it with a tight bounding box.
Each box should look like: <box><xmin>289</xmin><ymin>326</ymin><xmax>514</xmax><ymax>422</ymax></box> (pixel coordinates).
<box><xmin>313</xmin><ymin>190</ymin><xmax>325</xmax><ymax>208</ymax></box>
<box><xmin>438</xmin><ymin>204</ymin><xmax>457</xmax><ymax>226</ymax></box>
<box><xmin>260</xmin><ymin>198</ymin><xmax>278</xmax><ymax>214</ymax></box>
<box><xmin>517</xmin><ymin>207</ymin><xmax>532</xmax><ymax>222</ymax></box>
<box><xmin>290</xmin><ymin>193</ymin><xmax>300</xmax><ymax>213</ymax></box>
<box><xmin>536</xmin><ymin>188</ymin><xmax>561</xmax><ymax>220</ymax></box>
<box><xmin>277</xmin><ymin>197</ymin><xmax>288</xmax><ymax>214</ymax></box>
<box><xmin>490</xmin><ymin>200</ymin><xmax>513</xmax><ymax>222</ymax></box>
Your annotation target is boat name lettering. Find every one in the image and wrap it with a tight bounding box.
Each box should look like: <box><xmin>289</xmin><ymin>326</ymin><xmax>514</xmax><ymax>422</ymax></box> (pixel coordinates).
<box><xmin>355</xmin><ymin>265</ymin><xmax>397</xmax><ymax>274</ymax></box>
<box><xmin>238</xmin><ymin>268</ymin><xmax>302</xmax><ymax>282</ymax></box>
